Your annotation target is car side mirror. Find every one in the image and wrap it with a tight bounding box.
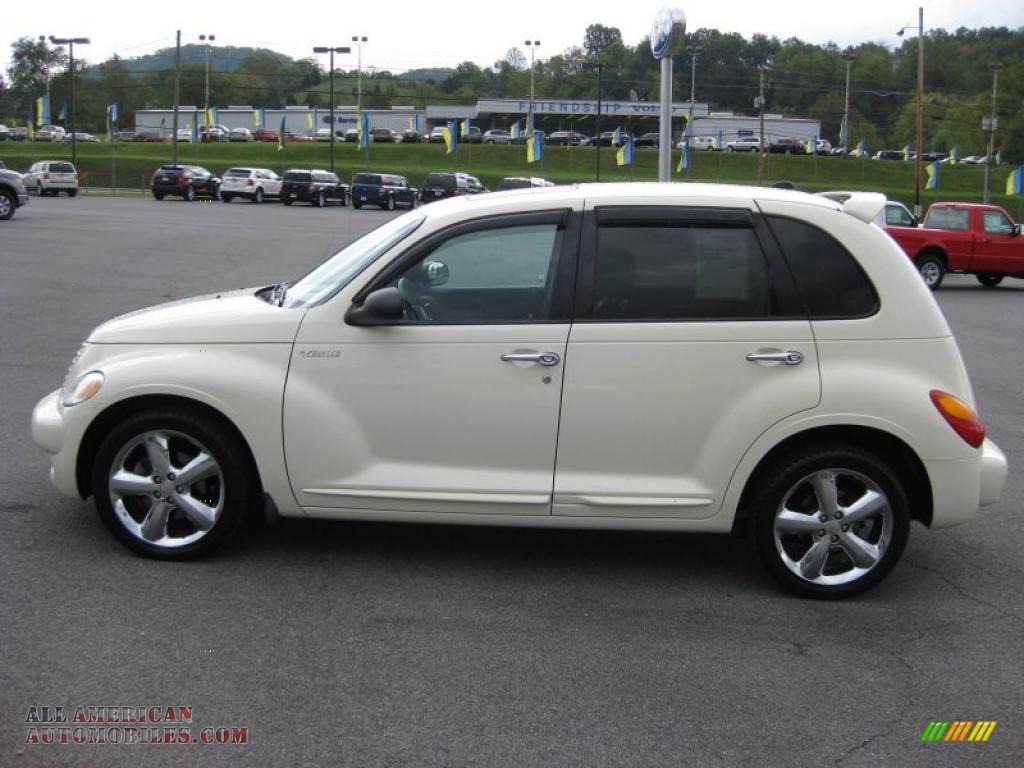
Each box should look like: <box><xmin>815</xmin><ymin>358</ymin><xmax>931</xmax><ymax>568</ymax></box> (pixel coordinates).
<box><xmin>345</xmin><ymin>287</ymin><xmax>406</xmax><ymax>326</ymax></box>
<box><xmin>423</xmin><ymin>260</ymin><xmax>449</xmax><ymax>286</ymax></box>
<box><xmin>1013</xmin><ymin>224</ymin><xmax>1021</xmax><ymax>237</ymax></box>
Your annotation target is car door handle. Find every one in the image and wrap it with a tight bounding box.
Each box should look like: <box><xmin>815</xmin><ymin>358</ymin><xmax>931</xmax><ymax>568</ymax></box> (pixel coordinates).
<box><xmin>501</xmin><ymin>352</ymin><xmax>561</xmax><ymax>366</ymax></box>
<box><xmin>745</xmin><ymin>351</ymin><xmax>804</xmax><ymax>365</ymax></box>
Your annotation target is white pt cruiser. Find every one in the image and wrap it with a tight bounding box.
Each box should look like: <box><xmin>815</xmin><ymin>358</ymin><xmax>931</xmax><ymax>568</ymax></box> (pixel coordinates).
<box><xmin>32</xmin><ymin>183</ymin><xmax>1007</xmax><ymax>598</ymax></box>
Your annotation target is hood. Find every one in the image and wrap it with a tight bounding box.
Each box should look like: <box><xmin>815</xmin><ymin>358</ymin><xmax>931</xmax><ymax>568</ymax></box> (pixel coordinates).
<box><xmin>89</xmin><ymin>288</ymin><xmax>304</xmax><ymax>344</ymax></box>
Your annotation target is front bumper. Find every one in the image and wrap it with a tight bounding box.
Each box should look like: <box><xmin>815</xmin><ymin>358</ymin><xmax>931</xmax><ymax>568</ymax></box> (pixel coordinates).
<box><xmin>31</xmin><ymin>389</ymin><xmax>81</xmax><ymax>497</ymax></box>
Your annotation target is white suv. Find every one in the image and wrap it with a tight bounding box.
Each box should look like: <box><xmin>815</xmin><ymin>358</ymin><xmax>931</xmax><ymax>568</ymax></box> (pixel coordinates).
<box><xmin>220</xmin><ymin>167</ymin><xmax>282</xmax><ymax>203</ymax></box>
<box><xmin>31</xmin><ymin>183</ymin><xmax>1007</xmax><ymax>598</ymax></box>
<box><xmin>22</xmin><ymin>160</ymin><xmax>79</xmax><ymax>196</ymax></box>
<box><xmin>726</xmin><ymin>136</ymin><xmax>762</xmax><ymax>152</ymax></box>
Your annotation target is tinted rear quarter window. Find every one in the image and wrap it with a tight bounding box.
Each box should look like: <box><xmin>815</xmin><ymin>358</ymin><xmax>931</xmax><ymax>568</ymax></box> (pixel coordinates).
<box><xmin>424</xmin><ymin>174</ymin><xmax>455</xmax><ymax>189</ymax></box>
<box><xmin>767</xmin><ymin>215</ymin><xmax>878</xmax><ymax>319</ymax></box>
<box><xmin>285</xmin><ymin>172</ymin><xmax>311</xmax><ymax>182</ymax></box>
<box><xmin>354</xmin><ymin>174</ymin><xmax>381</xmax><ymax>185</ymax></box>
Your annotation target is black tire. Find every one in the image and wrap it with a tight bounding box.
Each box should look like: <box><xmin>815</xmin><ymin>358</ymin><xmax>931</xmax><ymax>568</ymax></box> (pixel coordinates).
<box><xmin>36</xmin><ymin>182</ymin><xmax>45</xmax><ymax>196</ymax></box>
<box><xmin>410</xmin><ymin>195</ymin><xmax>419</xmax><ymax>209</ymax></box>
<box><xmin>976</xmin><ymin>273</ymin><xmax>1004</xmax><ymax>287</ymax></box>
<box><xmin>91</xmin><ymin>406</ymin><xmax>256</xmax><ymax>560</ymax></box>
<box><xmin>184</xmin><ymin>185</ymin><xmax>195</xmax><ymax>202</ymax></box>
<box><xmin>315</xmin><ymin>191</ymin><xmax>325</xmax><ymax>208</ymax></box>
<box><xmin>386</xmin><ymin>195</ymin><xmax>396</xmax><ymax>211</ymax></box>
<box><xmin>153</xmin><ymin>192</ymin><xmax>165</xmax><ymax>201</ymax></box>
<box><xmin>0</xmin><ymin>189</ymin><xmax>14</xmax><ymax>220</ymax></box>
<box><xmin>66</xmin><ymin>189</ymin><xmax>78</xmax><ymax>198</ymax></box>
<box><xmin>727</xmin><ymin>146</ymin><xmax>735</xmax><ymax>152</ymax></box>
<box><xmin>750</xmin><ymin>444</ymin><xmax>910</xmax><ymax>599</ymax></box>
<box><xmin>283</xmin><ymin>199</ymin><xmax>292</xmax><ymax>206</ymax></box>
<box><xmin>253</xmin><ymin>187</ymin><xmax>263</xmax><ymax>204</ymax></box>
<box><xmin>221</xmin><ymin>194</ymin><xmax>233</xmax><ymax>203</ymax></box>
<box><xmin>341</xmin><ymin>190</ymin><xmax>350</xmax><ymax>207</ymax></box>
<box><xmin>353</xmin><ymin>201</ymin><xmax>362</xmax><ymax>209</ymax></box>
<box><xmin>915</xmin><ymin>253</ymin><xmax>945</xmax><ymax>290</ymax></box>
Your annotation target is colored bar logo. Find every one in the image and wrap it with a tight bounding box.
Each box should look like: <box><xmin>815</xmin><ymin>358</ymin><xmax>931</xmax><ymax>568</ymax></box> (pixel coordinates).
<box><xmin>921</xmin><ymin>721</ymin><xmax>997</xmax><ymax>742</ymax></box>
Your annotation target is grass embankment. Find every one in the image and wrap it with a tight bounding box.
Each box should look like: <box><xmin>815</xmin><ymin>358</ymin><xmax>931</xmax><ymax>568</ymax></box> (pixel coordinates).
<box><xmin>2</xmin><ymin>140</ymin><xmax>1021</xmax><ymax>212</ymax></box>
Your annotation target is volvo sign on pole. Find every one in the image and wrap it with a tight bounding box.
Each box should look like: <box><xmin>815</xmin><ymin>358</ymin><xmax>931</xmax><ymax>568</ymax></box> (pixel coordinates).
<box><xmin>651</xmin><ymin>8</ymin><xmax>685</xmax><ymax>181</ymax></box>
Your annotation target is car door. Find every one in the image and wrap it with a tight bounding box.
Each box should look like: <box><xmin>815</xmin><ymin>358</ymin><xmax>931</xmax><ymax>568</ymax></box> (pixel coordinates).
<box><xmin>259</xmin><ymin>170</ymin><xmax>282</xmax><ymax>197</ymax></box>
<box><xmin>974</xmin><ymin>208</ymin><xmax>1022</xmax><ymax>272</ymax></box>
<box><xmin>552</xmin><ymin>202</ymin><xmax>820</xmax><ymax>519</ymax></box>
<box><xmin>283</xmin><ymin>208</ymin><xmax>581</xmax><ymax>516</ymax></box>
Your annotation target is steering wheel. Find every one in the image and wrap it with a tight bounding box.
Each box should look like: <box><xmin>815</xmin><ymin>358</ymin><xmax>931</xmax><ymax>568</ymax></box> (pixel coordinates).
<box><xmin>396</xmin><ymin>277</ymin><xmax>432</xmax><ymax>322</ymax></box>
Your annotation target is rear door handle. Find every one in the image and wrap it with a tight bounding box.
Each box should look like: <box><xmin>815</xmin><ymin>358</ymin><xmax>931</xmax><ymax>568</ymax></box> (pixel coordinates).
<box><xmin>501</xmin><ymin>351</ymin><xmax>561</xmax><ymax>366</ymax></box>
<box><xmin>745</xmin><ymin>351</ymin><xmax>804</xmax><ymax>365</ymax></box>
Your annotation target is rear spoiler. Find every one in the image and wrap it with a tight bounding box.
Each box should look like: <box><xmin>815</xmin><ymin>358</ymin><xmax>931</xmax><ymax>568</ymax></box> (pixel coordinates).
<box><xmin>841</xmin><ymin>192</ymin><xmax>886</xmax><ymax>224</ymax></box>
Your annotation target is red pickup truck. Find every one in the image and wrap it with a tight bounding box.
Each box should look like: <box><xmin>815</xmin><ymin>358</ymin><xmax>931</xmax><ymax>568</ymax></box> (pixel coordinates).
<box><xmin>886</xmin><ymin>202</ymin><xmax>1024</xmax><ymax>289</ymax></box>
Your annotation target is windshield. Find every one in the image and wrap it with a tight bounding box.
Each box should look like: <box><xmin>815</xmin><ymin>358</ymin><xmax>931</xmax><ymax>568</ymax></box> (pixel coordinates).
<box><xmin>282</xmin><ymin>212</ymin><xmax>425</xmax><ymax>308</ymax></box>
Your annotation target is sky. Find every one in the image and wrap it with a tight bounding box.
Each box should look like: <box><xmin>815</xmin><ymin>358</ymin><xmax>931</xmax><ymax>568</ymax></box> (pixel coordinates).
<box><xmin>3</xmin><ymin>1</ymin><xmax>1022</xmax><ymax>77</ymax></box>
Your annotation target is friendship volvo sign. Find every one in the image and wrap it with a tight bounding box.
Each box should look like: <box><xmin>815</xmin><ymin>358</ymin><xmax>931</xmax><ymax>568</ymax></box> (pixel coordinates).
<box><xmin>652</xmin><ymin>7</ymin><xmax>686</xmax><ymax>181</ymax></box>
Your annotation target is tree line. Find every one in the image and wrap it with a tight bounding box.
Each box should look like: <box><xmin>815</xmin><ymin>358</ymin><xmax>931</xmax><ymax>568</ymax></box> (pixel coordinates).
<box><xmin>2</xmin><ymin>24</ymin><xmax>1022</xmax><ymax>158</ymax></box>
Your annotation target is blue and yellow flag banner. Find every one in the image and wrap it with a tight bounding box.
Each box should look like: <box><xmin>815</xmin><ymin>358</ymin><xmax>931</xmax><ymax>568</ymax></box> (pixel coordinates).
<box><xmin>205</xmin><ymin>106</ymin><xmax>213</xmax><ymax>128</ymax></box>
<box><xmin>306</xmin><ymin>111</ymin><xmax>314</xmax><ymax>130</ymax></box>
<box><xmin>35</xmin><ymin>96</ymin><xmax>44</xmax><ymax>127</ymax></box>
<box><xmin>510</xmin><ymin>120</ymin><xmax>522</xmax><ymax>139</ymax></box>
<box><xmin>676</xmin><ymin>139</ymin><xmax>690</xmax><ymax>173</ymax></box>
<box><xmin>613</xmin><ymin>127</ymin><xmax>624</xmax><ymax>146</ymax></box>
<box><xmin>358</xmin><ymin>113</ymin><xmax>369</xmax><ymax>148</ymax></box>
<box><xmin>26</xmin><ymin>113</ymin><xmax>34</xmax><ymax>140</ymax></box>
<box><xmin>805</xmin><ymin>135</ymin><xmax>817</xmax><ymax>155</ymax></box>
<box><xmin>838</xmin><ymin>115</ymin><xmax>848</xmax><ymax>148</ymax></box>
<box><xmin>443</xmin><ymin>120</ymin><xmax>458</xmax><ymax>154</ymax></box>
<box><xmin>717</xmin><ymin>129</ymin><xmax>724</xmax><ymax>150</ymax></box>
<box><xmin>409</xmin><ymin>113</ymin><xmax>419</xmax><ymax>133</ymax></box>
<box><xmin>107</xmin><ymin>103</ymin><xmax>118</xmax><ymax>124</ymax></box>
<box><xmin>277</xmin><ymin>116</ymin><xmax>286</xmax><ymax>151</ymax></box>
<box><xmin>926</xmin><ymin>160</ymin><xmax>940</xmax><ymax>190</ymax></box>
<box><xmin>1007</xmin><ymin>166</ymin><xmax>1024</xmax><ymax>196</ymax></box>
<box><xmin>460</xmin><ymin>118</ymin><xmax>471</xmax><ymax>138</ymax></box>
<box><xmin>191</xmin><ymin>119</ymin><xmax>199</xmax><ymax>142</ymax></box>
<box><xmin>253</xmin><ymin>110</ymin><xmax>260</xmax><ymax>128</ymax></box>
<box><xmin>902</xmin><ymin>144</ymin><xmax>911</xmax><ymax>161</ymax></box>
<box><xmin>616</xmin><ymin>135</ymin><xmax>634</xmax><ymax>166</ymax></box>
<box><xmin>950</xmin><ymin>145</ymin><xmax>959</xmax><ymax>164</ymax></box>
<box><xmin>853</xmin><ymin>139</ymin><xmax>867</xmax><ymax>158</ymax></box>
<box><xmin>526</xmin><ymin>132</ymin><xmax>543</xmax><ymax>164</ymax></box>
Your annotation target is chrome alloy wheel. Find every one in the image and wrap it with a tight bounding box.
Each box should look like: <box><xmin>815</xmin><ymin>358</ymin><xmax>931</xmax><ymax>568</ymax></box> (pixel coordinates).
<box><xmin>107</xmin><ymin>430</ymin><xmax>224</xmax><ymax>548</ymax></box>
<box><xmin>772</xmin><ymin>468</ymin><xmax>893</xmax><ymax>587</ymax></box>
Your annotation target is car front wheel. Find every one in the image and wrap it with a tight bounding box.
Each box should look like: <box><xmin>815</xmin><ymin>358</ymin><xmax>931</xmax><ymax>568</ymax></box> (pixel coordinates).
<box><xmin>0</xmin><ymin>189</ymin><xmax>14</xmax><ymax>219</ymax></box>
<box><xmin>976</xmin><ymin>273</ymin><xmax>1003</xmax><ymax>287</ymax></box>
<box><xmin>751</xmin><ymin>445</ymin><xmax>910</xmax><ymax>599</ymax></box>
<box><xmin>386</xmin><ymin>195</ymin><xmax>395</xmax><ymax>211</ymax></box>
<box><xmin>92</xmin><ymin>407</ymin><xmax>255</xmax><ymax>559</ymax></box>
<box><xmin>183</xmin><ymin>185</ymin><xmax>195</xmax><ymax>202</ymax></box>
<box><xmin>253</xmin><ymin>188</ymin><xmax>263</xmax><ymax>204</ymax></box>
<box><xmin>315</xmin><ymin>191</ymin><xmax>325</xmax><ymax>208</ymax></box>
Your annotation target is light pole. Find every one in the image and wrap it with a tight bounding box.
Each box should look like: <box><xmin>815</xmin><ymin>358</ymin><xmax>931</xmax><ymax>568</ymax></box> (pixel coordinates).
<box><xmin>48</xmin><ymin>36</ymin><xmax>89</xmax><ymax>166</ymax></box>
<box><xmin>525</xmin><ymin>40</ymin><xmax>541</xmax><ymax>100</ymax></box>
<box><xmin>756</xmin><ymin>63</ymin><xmax>769</xmax><ymax>185</ymax></box>
<box><xmin>685</xmin><ymin>44</ymin><xmax>702</xmax><ymax>128</ymax></box>
<box><xmin>199</xmin><ymin>33</ymin><xmax>216</xmax><ymax>129</ymax></box>
<box><xmin>982</xmin><ymin>61</ymin><xmax>1003</xmax><ymax>204</ymax></box>
<box><xmin>584</xmin><ymin>62</ymin><xmax>603</xmax><ymax>181</ymax></box>
<box><xmin>898</xmin><ymin>8</ymin><xmax>924</xmax><ymax>217</ymax></box>
<box><xmin>351</xmin><ymin>36</ymin><xmax>368</xmax><ymax>111</ymax></box>
<box><xmin>841</xmin><ymin>52</ymin><xmax>855</xmax><ymax>156</ymax></box>
<box><xmin>313</xmin><ymin>46</ymin><xmax>351</xmax><ymax>173</ymax></box>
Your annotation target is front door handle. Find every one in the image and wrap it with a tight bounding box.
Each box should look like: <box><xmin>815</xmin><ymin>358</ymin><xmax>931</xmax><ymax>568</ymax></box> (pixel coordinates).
<box><xmin>745</xmin><ymin>351</ymin><xmax>804</xmax><ymax>365</ymax></box>
<box><xmin>501</xmin><ymin>351</ymin><xmax>561</xmax><ymax>366</ymax></box>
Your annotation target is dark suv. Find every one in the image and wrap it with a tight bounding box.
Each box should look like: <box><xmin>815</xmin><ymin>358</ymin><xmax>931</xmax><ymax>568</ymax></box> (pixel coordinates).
<box><xmin>768</xmin><ymin>137</ymin><xmax>806</xmax><ymax>155</ymax></box>
<box><xmin>151</xmin><ymin>165</ymin><xmax>221</xmax><ymax>201</ymax></box>
<box><xmin>280</xmin><ymin>169</ymin><xmax>350</xmax><ymax>207</ymax></box>
<box><xmin>351</xmin><ymin>172</ymin><xmax>419</xmax><ymax>210</ymax></box>
<box><xmin>418</xmin><ymin>172</ymin><xmax>487</xmax><ymax>203</ymax></box>
<box><xmin>0</xmin><ymin>166</ymin><xmax>30</xmax><ymax>220</ymax></box>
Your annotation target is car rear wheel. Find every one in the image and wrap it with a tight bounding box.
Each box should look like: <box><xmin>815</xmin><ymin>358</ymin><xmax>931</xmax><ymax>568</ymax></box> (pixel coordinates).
<box><xmin>915</xmin><ymin>254</ymin><xmax>945</xmax><ymax>290</ymax></box>
<box><xmin>36</xmin><ymin>182</ymin><xmax>45</xmax><ymax>196</ymax></box>
<box><xmin>221</xmin><ymin>194</ymin><xmax>233</xmax><ymax>203</ymax></box>
<box><xmin>751</xmin><ymin>444</ymin><xmax>910</xmax><ymax>599</ymax></box>
<box><xmin>66</xmin><ymin>189</ymin><xmax>78</xmax><ymax>197</ymax></box>
<box><xmin>153</xmin><ymin>192</ymin><xmax>164</xmax><ymax>201</ymax></box>
<box><xmin>184</xmin><ymin>185</ymin><xmax>195</xmax><ymax>202</ymax></box>
<box><xmin>283</xmin><ymin>199</ymin><xmax>292</xmax><ymax>206</ymax></box>
<box><xmin>253</xmin><ymin>188</ymin><xmax>263</xmax><ymax>204</ymax></box>
<box><xmin>353</xmin><ymin>200</ymin><xmax>362</xmax><ymax>209</ymax></box>
<box><xmin>976</xmin><ymin>273</ymin><xmax>1003</xmax><ymax>287</ymax></box>
<box><xmin>315</xmin><ymin>191</ymin><xmax>325</xmax><ymax>208</ymax></box>
<box><xmin>0</xmin><ymin>190</ymin><xmax>14</xmax><ymax>220</ymax></box>
<box><xmin>92</xmin><ymin>407</ymin><xmax>255</xmax><ymax>559</ymax></box>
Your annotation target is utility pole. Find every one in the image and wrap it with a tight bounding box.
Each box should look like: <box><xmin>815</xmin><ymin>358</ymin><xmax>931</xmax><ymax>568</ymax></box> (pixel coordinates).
<box><xmin>841</xmin><ymin>52</ymin><xmax>855</xmax><ymax>156</ymax></box>
<box><xmin>314</xmin><ymin>46</ymin><xmax>351</xmax><ymax>174</ymax></box>
<box><xmin>686</xmin><ymin>44</ymin><xmax>702</xmax><ymax>129</ymax></box>
<box><xmin>352</xmin><ymin>36</ymin><xmax>368</xmax><ymax>111</ymax></box>
<box><xmin>584</xmin><ymin>62</ymin><xmax>603</xmax><ymax>182</ymax></box>
<box><xmin>982</xmin><ymin>61</ymin><xmax>1003</xmax><ymax>204</ymax></box>
<box><xmin>756</xmin><ymin>64</ymin><xmax>769</xmax><ymax>185</ymax></box>
<box><xmin>49</xmin><ymin>36</ymin><xmax>89</xmax><ymax>166</ymax></box>
<box><xmin>200</xmin><ymin>33</ymin><xmax>216</xmax><ymax>126</ymax></box>
<box><xmin>172</xmin><ymin>30</ymin><xmax>181</xmax><ymax>165</ymax></box>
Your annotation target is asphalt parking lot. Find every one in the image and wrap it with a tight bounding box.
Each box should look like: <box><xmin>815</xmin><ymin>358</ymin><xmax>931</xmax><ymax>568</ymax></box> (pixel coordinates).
<box><xmin>2</xmin><ymin>194</ymin><xmax>1022</xmax><ymax>767</ymax></box>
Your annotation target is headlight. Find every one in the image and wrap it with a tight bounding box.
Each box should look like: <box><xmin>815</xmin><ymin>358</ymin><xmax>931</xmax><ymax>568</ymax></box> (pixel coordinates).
<box><xmin>63</xmin><ymin>371</ymin><xmax>105</xmax><ymax>407</ymax></box>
